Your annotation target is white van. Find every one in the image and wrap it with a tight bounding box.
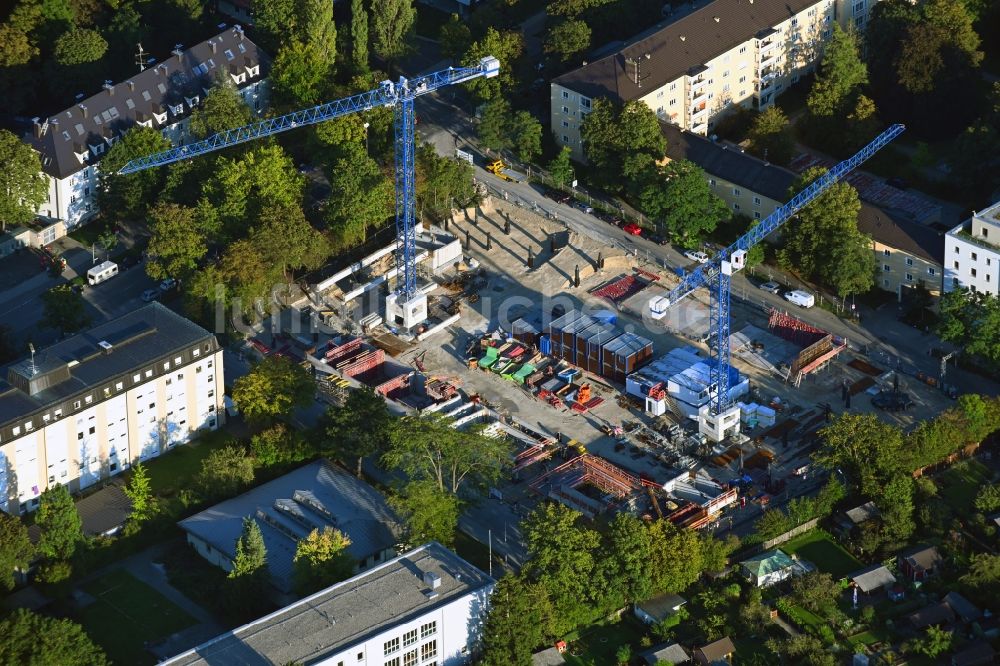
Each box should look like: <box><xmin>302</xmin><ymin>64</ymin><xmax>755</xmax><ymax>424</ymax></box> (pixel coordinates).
<box><xmin>784</xmin><ymin>289</ymin><xmax>815</xmax><ymax>308</ymax></box>
<box><xmin>87</xmin><ymin>260</ymin><xmax>119</xmax><ymax>285</ymax></box>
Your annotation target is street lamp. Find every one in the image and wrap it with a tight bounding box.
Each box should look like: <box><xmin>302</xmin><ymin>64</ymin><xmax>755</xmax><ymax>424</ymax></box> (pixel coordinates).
<box><xmin>363</xmin><ymin>122</ymin><xmax>370</xmax><ymax>153</ymax></box>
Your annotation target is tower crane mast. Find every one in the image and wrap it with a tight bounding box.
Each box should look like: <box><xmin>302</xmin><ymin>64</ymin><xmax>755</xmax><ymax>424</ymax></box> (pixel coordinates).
<box><xmin>657</xmin><ymin>123</ymin><xmax>905</xmax><ymax>439</ymax></box>
<box><xmin>119</xmin><ymin>57</ymin><xmax>501</xmax><ymax>329</ymax></box>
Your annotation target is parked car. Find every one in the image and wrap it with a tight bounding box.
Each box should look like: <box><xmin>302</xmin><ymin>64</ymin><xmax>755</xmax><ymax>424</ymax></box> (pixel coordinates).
<box><xmin>623</xmin><ymin>223</ymin><xmax>643</xmax><ymax>236</ymax></box>
<box><xmin>684</xmin><ymin>250</ymin><xmax>709</xmax><ymax>264</ymax></box>
<box><xmin>783</xmin><ymin>289</ymin><xmax>815</xmax><ymax>308</ymax></box>
<box><xmin>159</xmin><ymin>277</ymin><xmax>178</xmax><ymax>292</ymax></box>
<box><xmin>872</xmin><ymin>391</ymin><xmax>914</xmax><ymax>411</ymax></box>
<box><xmin>649</xmin><ymin>234</ymin><xmax>669</xmax><ymax>246</ymax></box>
<box><xmin>141</xmin><ymin>288</ymin><xmax>159</xmax><ymax>302</ymax></box>
<box><xmin>542</xmin><ymin>187</ymin><xmax>571</xmax><ymax>205</ymax></box>
<box><xmin>758</xmin><ymin>281</ymin><xmax>781</xmax><ymax>294</ymax></box>
<box><xmin>573</xmin><ymin>201</ymin><xmax>595</xmax><ymax>214</ymax></box>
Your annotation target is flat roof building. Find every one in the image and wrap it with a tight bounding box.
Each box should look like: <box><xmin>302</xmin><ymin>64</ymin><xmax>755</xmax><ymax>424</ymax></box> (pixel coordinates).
<box><xmin>165</xmin><ymin>542</ymin><xmax>494</xmax><ymax>666</ymax></box>
<box><xmin>945</xmin><ymin>200</ymin><xmax>1000</xmax><ymax>296</ymax></box>
<box><xmin>0</xmin><ymin>302</ymin><xmax>224</xmax><ymax>513</ymax></box>
<box><xmin>179</xmin><ymin>459</ymin><xmax>403</xmax><ymax>593</ymax></box>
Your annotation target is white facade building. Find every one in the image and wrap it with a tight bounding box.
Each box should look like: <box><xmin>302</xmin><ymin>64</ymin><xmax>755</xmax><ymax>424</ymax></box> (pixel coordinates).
<box><xmin>944</xmin><ymin>200</ymin><xmax>1000</xmax><ymax>296</ymax></box>
<box><xmin>165</xmin><ymin>542</ymin><xmax>495</xmax><ymax>666</ymax></box>
<box><xmin>26</xmin><ymin>25</ymin><xmax>269</xmax><ymax>232</ymax></box>
<box><xmin>0</xmin><ymin>303</ymin><xmax>224</xmax><ymax>514</ymax></box>
<box><xmin>551</xmin><ymin>0</ymin><xmax>882</xmax><ymax>160</ymax></box>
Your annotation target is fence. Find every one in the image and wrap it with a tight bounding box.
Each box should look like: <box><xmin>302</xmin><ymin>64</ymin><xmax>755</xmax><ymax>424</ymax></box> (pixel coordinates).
<box><xmin>738</xmin><ymin>517</ymin><xmax>822</xmax><ymax>559</ymax></box>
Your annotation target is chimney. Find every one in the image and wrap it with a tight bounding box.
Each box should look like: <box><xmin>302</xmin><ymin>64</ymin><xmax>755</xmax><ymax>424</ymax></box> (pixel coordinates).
<box><xmin>172</xmin><ymin>44</ymin><xmax>184</xmax><ymax>62</ymax></box>
<box><xmin>714</xmin><ymin>16</ymin><xmax>720</xmax><ymax>22</ymax></box>
<box><xmin>210</xmin><ymin>39</ymin><xmax>217</xmax><ymax>54</ymax></box>
<box><xmin>32</xmin><ymin>117</ymin><xmax>46</xmax><ymax>139</ymax></box>
<box><xmin>98</xmin><ymin>341</ymin><xmax>113</xmax><ymax>354</ymax></box>
<box><xmin>127</xmin><ymin>80</ymin><xmax>135</xmax><ymax>91</ymax></box>
<box><xmin>234</xmin><ymin>24</ymin><xmax>245</xmax><ymax>41</ymax></box>
<box><xmin>422</xmin><ymin>571</ymin><xmax>441</xmax><ymax>589</ymax></box>
<box><xmin>103</xmin><ymin>80</ymin><xmax>114</xmax><ymax>95</ymax></box>
<box><xmin>680</xmin><ymin>35</ymin><xmax>686</xmax><ymax>41</ymax></box>
<box><xmin>78</xmin><ymin>104</ymin><xmax>88</xmax><ymax>118</ymax></box>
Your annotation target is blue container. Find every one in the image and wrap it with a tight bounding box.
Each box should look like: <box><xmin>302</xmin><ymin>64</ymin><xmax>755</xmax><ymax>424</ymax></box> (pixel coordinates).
<box><xmin>539</xmin><ymin>335</ymin><xmax>551</xmax><ymax>355</ymax></box>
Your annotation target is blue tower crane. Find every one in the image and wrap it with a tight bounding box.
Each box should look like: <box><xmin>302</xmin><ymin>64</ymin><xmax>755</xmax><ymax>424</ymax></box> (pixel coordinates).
<box><xmin>656</xmin><ymin>123</ymin><xmax>905</xmax><ymax>438</ymax></box>
<box><xmin>119</xmin><ymin>56</ymin><xmax>501</xmax><ymax>329</ymax></box>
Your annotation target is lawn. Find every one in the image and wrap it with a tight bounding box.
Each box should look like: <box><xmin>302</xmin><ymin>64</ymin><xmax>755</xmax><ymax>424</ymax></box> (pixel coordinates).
<box><xmin>563</xmin><ymin>617</ymin><xmax>646</xmax><ymax>666</ymax></box>
<box><xmin>145</xmin><ymin>429</ymin><xmax>236</xmax><ymax>500</ymax></box>
<box><xmin>78</xmin><ymin>571</ymin><xmax>196</xmax><ymax>665</ymax></box>
<box><xmin>937</xmin><ymin>459</ymin><xmax>991</xmax><ymax>512</ymax></box>
<box><xmin>782</xmin><ymin>529</ymin><xmax>863</xmax><ymax>579</ymax></box>
<box><xmin>847</xmin><ymin>627</ymin><xmax>891</xmax><ymax>649</ymax></box>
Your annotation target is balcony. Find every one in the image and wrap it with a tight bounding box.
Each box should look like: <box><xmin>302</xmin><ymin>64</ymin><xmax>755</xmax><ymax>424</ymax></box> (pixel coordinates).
<box><xmin>758</xmin><ymin>52</ymin><xmax>777</xmax><ymax>68</ymax></box>
<box><xmin>690</xmin><ymin>88</ymin><xmax>708</xmax><ymax>103</ymax></box>
<box><xmin>758</xmin><ymin>39</ymin><xmax>777</xmax><ymax>53</ymax></box>
<box><xmin>690</xmin><ymin>105</ymin><xmax>708</xmax><ymax>120</ymax></box>
<box><xmin>760</xmin><ymin>68</ymin><xmax>779</xmax><ymax>83</ymax></box>
<box><xmin>690</xmin><ymin>77</ymin><xmax>708</xmax><ymax>91</ymax></box>
<box><xmin>691</xmin><ymin>120</ymin><xmax>708</xmax><ymax>134</ymax></box>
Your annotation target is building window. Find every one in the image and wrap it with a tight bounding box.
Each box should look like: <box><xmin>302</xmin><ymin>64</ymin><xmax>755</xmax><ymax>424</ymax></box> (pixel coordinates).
<box><xmin>561</xmin><ymin>105</ymin><xmax>569</xmax><ymax>114</ymax></box>
<box><xmin>753</xmin><ymin>196</ymin><xmax>761</xmax><ymax>206</ymax></box>
<box><xmin>145</xmin><ymin>369</ymin><xmax>153</xmax><ymax>378</ymax></box>
<box><xmin>732</xmin><ymin>188</ymin><xmax>740</xmax><ymax>196</ymax></box>
<box><xmin>403</xmin><ymin>628</ymin><xmax>418</xmax><ymax>647</ymax></box>
<box><xmin>754</xmin><ymin>211</ymin><xmax>761</xmax><ymax>219</ymax></box>
<box><xmin>580</xmin><ymin>97</ymin><xmax>591</xmax><ymax>109</ymax></box>
<box><xmin>723</xmin><ymin>70</ymin><xmax>730</xmax><ymax>77</ymax></box>
<box><xmin>906</xmin><ymin>257</ymin><xmax>913</xmax><ymax>266</ymax></box>
<box><xmin>357</xmin><ymin>652</ymin><xmax>364</xmax><ymax>661</ymax></box>
<box><xmin>733</xmin><ymin>203</ymin><xmax>741</xmax><ymax>211</ymax></box>
<box><xmin>971</xmin><ymin>268</ymin><xmax>977</xmax><ymax>277</ymax></box>
<box><xmin>928</xmin><ymin>267</ymin><xmax>936</xmax><ymax>276</ymax></box>
<box><xmin>385</xmin><ymin>659</ymin><xmax>400</xmax><ymax>666</ymax></box>
<box><xmin>421</xmin><ymin>621</ymin><xmax>437</xmax><ymax>638</ymax></box>
<box><xmin>883</xmin><ymin>249</ymin><xmax>890</xmax><ymax>257</ymax></box>
<box><xmin>73</xmin><ymin>400</ymin><xmax>81</xmax><ymax>410</ymax></box>
<box><xmin>669</xmin><ymin>82</ymin><xmax>677</xmax><ymax>90</ymax></box>
<box><xmin>192</xmin><ymin>348</ymin><xmax>200</xmax><ymax>357</ymax></box>
<box><xmin>954</xmin><ymin>261</ymin><xmax>960</xmax><ymax>269</ymax></box>
<box><xmin>954</xmin><ymin>246</ymin><xmax>959</xmax><ymax>254</ymax></box>
<box><xmin>740</xmin><ymin>46</ymin><xmax>747</xmax><ymax>53</ymax></box>
<box><xmin>883</xmin><ymin>265</ymin><xmax>890</xmax><ymax>272</ymax></box>
<box><xmin>988</xmin><ymin>274</ymin><xmax>992</xmax><ymax>282</ymax></box>
<box><xmin>906</xmin><ymin>273</ymin><xmax>914</xmax><ymax>282</ymax></box>
<box><xmin>708</xmin><ymin>179</ymin><xmax>716</xmax><ymax>186</ymax></box>
<box><xmin>561</xmin><ymin>120</ymin><xmax>569</xmax><ymax>128</ymax></box>
<box><xmin>420</xmin><ymin>641</ymin><xmax>437</xmax><ymax>661</ymax></box>
<box><xmin>972</xmin><ymin>252</ymin><xmax>978</xmax><ymax>261</ymax></box>
<box><xmin>385</xmin><ymin>638</ymin><xmax>400</xmax><ymax>655</ymax></box>
<box><xmin>403</xmin><ymin>650</ymin><xmax>418</xmax><ymax>666</ymax></box>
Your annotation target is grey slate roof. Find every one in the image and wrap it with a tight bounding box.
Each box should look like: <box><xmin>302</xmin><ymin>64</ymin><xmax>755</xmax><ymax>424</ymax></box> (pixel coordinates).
<box><xmin>554</xmin><ymin>0</ymin><xmax>819</xmax><ymax>101</ymax></box>
<box><xmin>849</xmin><ymin>564</ymin><xmax>896</xmax><ymax>593</ymax></box>
<box><xmin>943</xmin><ymin>591</ymin><xmax>981</xmax><ymax>623</ymax></box>
<box><xmin>178</xmin><ymin>459</ymin><xmax>403</xmax><ymax>592</ymax></box>
<box><xmin>27</xmin><ymin>26</ymin><xmax>268</xmax><ymax>180</ymax></box>
<box><xmin>902</xmin><ymin>545</ymin><xmax>943</xmax><ymax>572</ymax></box>
<box><xmin>164</xmin><ymin>542</ymin><xmax>494</xmax><ymax>666</ymax></box>
<box><xmin>856</xmin><ymin>204</ymin><xmax>945</xmax><ymax>264</ymax></box>
<box><xmin>532</xmin><ymin>647</ymin><xmax>568</xmax><ymax>666</ymax></box>
<box><xmin>636</xmin><ymin>593</ymin><xmax>688</xmax><ymax>622</ymax></box>
<box><xmin>695</xmin><ymin>636</ymin><xmax>736</xmax><ymax>663</ymax></box>
<box><xmin>844</xmin><ymin>501</ymin><xmax>880</xmax><ymax>525</ymax></box>
<box><xmin>0</xmin><ymin>302</ymin><xmax>216</xmax><ymax>429</ymax></box>
<box><xmin>662</xmin><ymin>122</ymin><xmax>796</xmax><ymax>202</ymax></box>
<box><xmin>641</xmin><ymin>642</ymin><xmax>691</xmax><ymax>665</ymax></box>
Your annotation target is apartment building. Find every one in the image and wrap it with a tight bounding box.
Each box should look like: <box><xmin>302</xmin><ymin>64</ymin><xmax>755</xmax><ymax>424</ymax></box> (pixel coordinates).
<box><xmin>0</xmin><ymin>303</ymin><xmax>224</xmax><ymax>514</ymax></box>
<box><xmin>25</xmin><ymin>25</ymin><xmax>269</xmax><ymax>234</ymax></box>
<box><xmin>551</xmin><ymin>0</ymin><xmax>880</xmax><ymax>160</ymax></box>
<box><xmin>944</xmin><ymin>200</ymin><xmax>1000</xmax><ymax>295</ymax></box>
<box><xmin>165</xmin><ymin>542</ymin><xmax>495</xmax><ymax>666</ymax></box>
<box><xmin>661</xmin><ymin>123</ymin><xmax>944</xmax><ymax>298</ymax></box>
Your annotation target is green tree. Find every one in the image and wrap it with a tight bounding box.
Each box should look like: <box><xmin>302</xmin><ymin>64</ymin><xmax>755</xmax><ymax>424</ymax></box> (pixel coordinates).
<box><xmin>189</xmin><ymin>79</ymin><xmax>254</xmax><ymax>139</ymax></box>
<box><xmin>216</xmin><ymin>238</ymin><xmax>273</xmax><ymax>310</ymax></box>
<box><xmin>581</xmin><ymin>99</ymin><xmax>665</xmax><ymax>192</ymax></box>
<box><xmin>647</xmin><ymin>519</ymin><xmax>712</xmax><ymax>594</ymax></box>
<box><xmin>544</xmin><ymin>19</ymin><xmax>590</xmax><ymax>63</ymax></box>
<box><xmin>807</xmin><ymin>23</ymin><xmax>868</xmax><ymax>118</ymax></box>
<box><xmin>0</xmin><ymin>512</ymin><xmax>33</xmax><ymax>591</ymax></box>
<box><xmin>778</xmin><ymin>167</ymin><xmax>872</xmax><ymax>298</ymax></box>
<box><xmin>324</xmin><ymin>386</ymin><xmax>393</xmax><ymax>477</ymax></box>
<box><xmin>961</xmin><ymin>553</ymin><xmax>1000</xmax><ymax>606</ymax></box>
<box><xmin>232</xmin><ymin>355</ymin><xmax>314</xmax><ymax>423</ymax></box>
<box><xmin>270</xmin><ymin>40</ymin><xmax>329</xmax><ymax>108</ymax></box>
<box><xmin>639</xmin><ymin>160</ymin><xmax>729</xmax><ymax>246</ymax></box>
<box><xmin>370</xmin><ymin>0</ymin><xmax>415</xmax><ymax>63</ymax></box>
<box><xmin>480</xmin><ymin>574</ymin><xmax>555</xmax><ymax>666</ymax></box>
<box><xmin>477</xmin><ymin>99</ymin><xmax>511</xmax><ymax>151</ymax></box>
<box><xmin>844</xmin><ymin>94</ymin><xmax>882</xmax><ymax>152</ymax></box>
<box><xmin>53</xmin><ymin>28</ymin><xmax>107</xmax><ymax>65</ymax></box>
<box><xmin>299</xmin><ymin>0</ymin><xmax>337</xmax><ymax>66</ymax></box>
<box><xmin>0</xmin><ymin>23</ymin><xmax>39</xmax><ymax>67</ymax></box>
<box><xmin>547</xmin><ymin>0</ymin><xmax>614</xmax><ymax>17</ymax></box>
<box><xmin>145</xmin><ymin>203</ymin><xmax>208</xmax><ymax>282</ymax></box>
<box><xmin>439</xmin><ymin>13</ymin><xmax>471</xmax><ymax>61</ymax></box>
<box><xmin>99</xmin><ymin>127</ymin><xmax>172</xmax><ymax>222</ymax></box>
<box><xmin>878</xmin><ymin>475</ymin><xmax>915</xmax><ymax>543</ymax></box>
<box><xmin>0</xmin><ymin>609</ymin><xmax>109</xmax><ymax>666</ymax></box>
<box><xmin>914</xmin><ymin>625</ymin><xmax>952</xmax><ymax>658</ymax></box>
<box><xmin>252</xmin><ymin>0</ymin><xmax>297</xmax><ymax>52</ymax></box>
<box><xmin>509</xmin><ymin>111</ymin><xmax>542</xmax><ymax>163</ymax></box>
<box><xmin>791</xmin><ymin>571</ymin><xmax>840</xmax><ymax>612</ymax></box>
<box><xmin>325</xmin><ymin>146</ymin><xmax>394</xmax><ymax>250</ymax></box>
<box><xmin>937</xmin><ymin>289</ymin><xmax>1000</xmax><ymax>367</ymax></box>
<box><xmin>383</xmin><ymin>413</ymin><xmax>511</xmax><ymax>495</ymax></box>
<box><xmin>746</xmin><ymin>107</ymin><xmax>795</xmax><ymax>166</ymax></box>
<box><xmin>548</xmin><ymin>146</ymin><xmax>575</xmax><ymax>187</ymax></box>
<box><xmin>195</xmin><ymin>445</ymin><xmax>256</xmax><ymax>500</ymax></box>
<box><xmin>975</xmin><ymin>484</ymin><xmax>1000</xmax><ymax>513</ymax></box>
<box><xmin>415</xmin><ymin>142</ymin><xmax>475</xmax><ymax>219</ymax></box>
<box><xmin>895</xmin><ymin>0</ymin><xmax>982</xmax><ymax>94</ymax></box>
<box><xmin>389</xmin><ymin>480</ymin><xmax>461</xmax><ymax>548</ymax></box>
<box><xmin>36</xmin><ymin>484</ymin><xmax>82</xmax><ymax>562</ymax></box>
<box><xmin>765</xmin><ymin>634</ymin><xmax>835</xmax><ymax>666</ymax></box>
<box><xmin>228</xmin><ymin>517</ymin><xmax>270</xmax><ymax>619</ymax></box>
<box><xmin>292</xmin><ymin>527</ymin><xmax>354</xmax><ymax>595</ymax></box>
<box><xmin>251</xmin><ymin>204</ymin><xmax>330</xmax><ymax>281</ymax></box>
<box><xmin>461</xmin><ymin>27</ymin><xmax>524</xmax><ymax>103</ymax></box>
<box><xmin>41</xmin><ymin>285</ymin><xmax>90</xmax><ymax>336</ymax></box>
<box><xmin>0</xmin><ymin>130</ymin><xmax>50</xmax><ymax>230</ymax></box>
<box><xmin>250</xmin><ymin>423</ymin><xmax>309</xmax><ymax>467</ymax></box>
<box><xmin>522</xmin><ymin>502</ymin><xmax>600</xmax><ymax>634</ymax></box>
<box><xmin>814</xmin><ymin>413</ymin><xmax>904</xmax><ymax>497</ymax></box>
<box><xmin>603</xmin><ymin>513</ymin><xmax>653</xmax><ymax>608</ymax></box>
<box><xmin>123</xmin><ymin>462</ymin><xmax>156</xmax><ymax>524</ymax></box>
<box><xmin>350</xmin><ymin>0</ymin><xmax>369</xmax><ymax>73</ymax></box>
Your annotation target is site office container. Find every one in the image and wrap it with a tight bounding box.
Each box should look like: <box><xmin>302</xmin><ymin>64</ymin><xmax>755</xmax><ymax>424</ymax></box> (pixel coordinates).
<box><xmin>602</xmin><ymin>333</ymin><xmax>654</xmax><ymax>383</ymax></box>
<box><xmin>510</xmin><ymin>318</ymin><xmax>540</xmax><ymax>348</ymax></box>
<box><xmin>579</xmin><ymin>324</ymin><xmax>621</xmax><ymax>375</ymax></box>
<box><xmin>547</xmin><ymin>310</ymin><xmax>581</xmax><ymax>362</ymax></box>
<box><xmin>562</xmin><ymin>316</ymin><xmax>596</xmax><ymax>367</ymax></box>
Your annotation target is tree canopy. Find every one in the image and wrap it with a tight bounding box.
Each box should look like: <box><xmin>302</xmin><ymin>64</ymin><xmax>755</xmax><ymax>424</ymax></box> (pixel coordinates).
<box><xmin>0</xmin><ymin>609</ymin><xmax>109</xmax><ymax>666</ymax></box>
<box><xmin>189</xmin><ymin>79</ymin><xmax>254</xmax><ymax>139</ymax></box>
<box><xmin>292</xmin><ymin>527</ymin><xmax>354</xmax><ymax>595</ymax></box>
<box><xmin>99</xmin><ymin>127</ymin><xmax>172</xmax><ymax>222</ymax></box>
<box><xmin>145</xmin><ymin>203</ymin><xmax>208</xmax><ymax>282</ymax></box>
<box><xmin>639</xmin><ymin>160</ymin><xmax>730</xmax><ymax>246</ymax></box>
<box><xmin>807</xmin><ymin>23</ymin><xmax>868</xmax><ymax>118</ymax></box>
<box><xmin>195</xmin><ymin>445</ymin><xmax>256</xmax><ymax>500</ymax></box>
<box><xmin>323</xmin><ymin>386</ymin><xmax>394</xmax><ymax>478</ymax></box>
<box><xmin>937</xmin><ymin>288</ymin><xmax>1000</xmax><ymax>368</ymax></box>
<box><xmin>545</xmin><ymin>19</ymin><xmax>591</xmax><ymax>63</ymax></box>
<box><xmin>389</xmin><ymin>480</ymin><xmax>461</xmax><ymax>548</ymax></box>
<box><xmin>370</xmin><ymin>0</ymin><xmax>416</xmax><ymax>63</ymax></box>
<box><xmin>746</xmin><ymin>106</ymin><xmax>795</xmax><ymax>166</ymax></box>
<box><xmin>479</xmin><ymin>574</ymin><xmax>556</xmax><ymax>666</ymax></box>
<box><xmin>41</xmin><ymin>285</ymin><xmax>90</xmax><ymax>336</ymax></box>
<box><xmin>52</xmin><ymin>27</ymin><xmax>107</xmax><ymax>65</ymax></box>
<box><xmin>233</xmin><ymin>356</ymin><xmax>314</xmax><ymax>423</ymax></box>
<box><xmin>0</xmin><ymin>512</ymin><xmax>33</xmax><ymax>591</ymax></box>
<box><xmin>461</xmin><ymin>28</ymin><xmax>524</xmax><ymax>103</ymax></box>
<box><xmin>581</xmin><ymin>99</ymin><xmax>665</xmax><ymax>192</ymax></box>
<box><xmin>325</xmin><ymin>145</ymin><xmax>394</xmax><ymax>251</ymax></box>
<box><xmin>36</xmin><ymin>484</ymin><xmax>82</xmax><ymax>562</ymax></box>
<box><xmin>0</xmin><ymin>130</ymin><xmax>51</xmax><ymax>230</ymax></box>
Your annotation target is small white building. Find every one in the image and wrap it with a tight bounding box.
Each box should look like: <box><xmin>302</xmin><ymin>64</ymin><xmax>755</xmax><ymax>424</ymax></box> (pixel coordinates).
<box><xmin>945</xmin><ymin>200</ymin><xmax>1000</xmax><ymax>296</ymax></box>
<box><xmin>626</xmin><ymin>346</ymin><xmax>749</xmax><ymax>419</ymax></box>
<box><xmin>164</xmin><ymin>542</ymin><xmax>495</xmax><ymax>666</ymax></box>
<box><xmin>0</xmin><ymin>303</ymin><xmax>224</xmax><ymax>514</ymax></box>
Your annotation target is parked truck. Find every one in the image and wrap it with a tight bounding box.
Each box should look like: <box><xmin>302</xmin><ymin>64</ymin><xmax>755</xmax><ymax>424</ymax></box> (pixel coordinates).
<box><xmin>486</xmin><ymin>159</ymin><xmax>525</xmax><ymax>182</ymax></box>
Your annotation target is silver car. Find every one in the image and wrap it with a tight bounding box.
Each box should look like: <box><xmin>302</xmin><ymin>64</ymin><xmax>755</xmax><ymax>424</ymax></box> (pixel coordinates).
<box><xmin>759</xmin><ymin>281</ymin><xmax>781</xmax><ymax>294</ymax></box>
